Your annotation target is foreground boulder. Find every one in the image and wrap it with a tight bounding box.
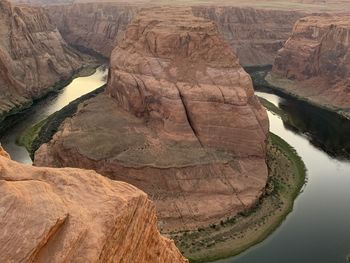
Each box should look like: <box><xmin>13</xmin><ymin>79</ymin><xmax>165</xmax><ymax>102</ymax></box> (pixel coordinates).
<box><xmin>35</xmin><ymin>7</ymin><xmax>269</xmax><ymax>232</ymax></box>
<box><xmin>0</xmin><ymin>0</ymin><xmax>84</xmax><ymax>124</ymax></box>
<box><xmin>270</xmin><ymin>14</ymin><xmax>350</xmax><ymax>118</ymax></box>
<box><xmin>0</xmin><ymin>147</ymin><xmax>187</xmax><ymax>262</ymax></box>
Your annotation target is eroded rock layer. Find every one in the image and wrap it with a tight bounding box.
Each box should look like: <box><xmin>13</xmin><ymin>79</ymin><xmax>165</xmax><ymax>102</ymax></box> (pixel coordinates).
<box><xmin>271</xmin><ymin>14</ymin><xmax>350</xmax><ymax>117</ymax></box>
<box><xmin>0</xmin><ymin>0</ymin><xmax>84</xmax><ymax>121</ymax></box>
<box><xmin>34</xmin><ymin>7</ymin><xmax>269</xmax><ymax>232</ymax></box>
<box><xmin>0</xmin><ymin>147</ymin><xmax>187</xmax><ymax>263</ymax></box>
<box><xmin>192</xmin><ymin>6</ymin><xmax>304</xmax><ymax>66</ymax></box>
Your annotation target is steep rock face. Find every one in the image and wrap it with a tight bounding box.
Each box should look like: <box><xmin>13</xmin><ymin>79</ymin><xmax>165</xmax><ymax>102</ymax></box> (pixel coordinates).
<box><xmin>0</xmin><ymin>147</ymin><xmax>187</xmax><ymax>263</ymax></box>
<box><xmin>0</xmin><ymin>0</ymin><xmax>84</xmax><ymax>121</ymax></box>
<box><xmin>35</xmin><ymin>7</ymin><xmax>269</xmax><ymax>232</ymax></box>
<box><xmin>46</xmin><ymin>3</ymin><xmax>137</xmax><ymax>58</ymax></box>
<box><xmin>271</xmin><ymin>15</ymin><xmax>350</xmax><ymax>117</ymax></box>
<box><xmin>192</xmin><ymin>6</ymin><xmax>305</xmax><ymax>66</ymax></box>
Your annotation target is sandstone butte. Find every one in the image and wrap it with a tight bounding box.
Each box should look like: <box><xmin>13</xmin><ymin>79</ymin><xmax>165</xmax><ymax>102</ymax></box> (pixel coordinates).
<box><xmin>270</xmin><ymin>14</ymin><xmax>350</xmax><ymax>118</ymax></box>
<box><xmin>34</xmin><ymin>7</ymin><xmax>270</xmax><ymax>233</ymax></box>
<box><xmin>0</xmin><ymin>146</ymin><xmax>187</xmax><ymax>262</ymax></box>
<box><xmin>0</xmin><ymin>0</ymin><xmax>84</xmax><ymax>122</ymax></box>
<box><xmin>46</xmin><ymin>3</ymin><xmax>304</xmax><ymax>66</ymax></box>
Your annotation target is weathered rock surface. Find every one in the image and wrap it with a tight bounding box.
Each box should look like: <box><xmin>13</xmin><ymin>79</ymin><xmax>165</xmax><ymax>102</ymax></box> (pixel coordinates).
<box><xmin>270</xmin><ymin>14</ymin><xmax>350</xmax><ymax>118</ymax></box>
<box><xmin>46</xmin><ymin>3</ymin><xmax>137</xmax><ymax>58</ymax></box>
<box><xmin>0</xmin><ymin>147</ymin><xmax>187</xmax><ymax>262</ymax></box>
<box><xmin>192</xmin><ymin>6</ymin><xmax>304</xmax><ymax>66</ymax></box>
<box><xmin>0</xmin><ymin>0</ymin><xmax>84</xmax><ymax>122</ymax></box>
<box><xmin>35</xmin><ymin>7</ymin><xmax>269</xmax><ymax>232</ymax></box>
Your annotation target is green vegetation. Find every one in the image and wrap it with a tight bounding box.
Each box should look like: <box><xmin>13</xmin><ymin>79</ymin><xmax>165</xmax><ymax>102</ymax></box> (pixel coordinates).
<box><xmin>16</xmin><ymin>85</ymin><xmax>106</xmax><ymax>159</ymax></box>
<box><xmin>347</xmin><ymin>255</ymin><xmax>350</xmax><ymax>262</ymax></box>
<box><xmin>17</xmin><ymin>118</ymin><xmax>48</xmax><ymax>153</ymax></box>
<box><xmin>172</xmin><ymin>132</ymin><xmax>306</xmax><ymax>263</ymax></box>
<box><xmin>258</xmin><ymin>96</ymin><xmax>289</xmax><ymax>121</ymax></box>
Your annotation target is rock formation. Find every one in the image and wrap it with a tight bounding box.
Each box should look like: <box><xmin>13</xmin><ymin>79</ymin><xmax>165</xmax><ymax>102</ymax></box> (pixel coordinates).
<box><xmin>270</xmin><ymin>14</ymin><xmax>350</xmax><ymax>118</ymax></box>
<box><xmin>46</xmin><ymin>3</ymin><xmax>137</xmax><ymax>57</ymax></box>
<box><xmin>34</xmin><ymin>7</ymin><xmax>269</xmax><ymax>232</ymax></box>
<box><xmin>45</xmin><ymin>3</ymin><xmax>303</xmax><ymax>66</ymax></box>
<box><xmin>0</xmin><ymin>147</ymin><xmax>187</xmax><ymax>262</ymax></box>
<box><xmin>0</xmin><ymin>0</ymin><xmax>84</xmax><ymax>123</ymax></box>
<box><xmin>192</xmin><ymin>6</ymin><xmax>304</xmax><ymax>66</ymax></box>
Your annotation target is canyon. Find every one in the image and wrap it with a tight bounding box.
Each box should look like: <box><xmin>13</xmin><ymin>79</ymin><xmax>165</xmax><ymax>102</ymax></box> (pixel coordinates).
<box><xmin>33</xmin><ymin>6</ymin><xmax>269</xmax><ymax>233</ymax></box>
<box><xmin>0</xmin><ymin>146</ymin><xmax>187</xmax><ymax>262</ymax></box>
<box><xmin>1</xmin><ymin>0</ymin><xmax>349</xmax><ymax>262</ymax></box>
<box><xmin>45</xmin><ymin>3</ymin><xmax>304</xmax><ymax>66</ymax></box>
<box><xmin>268</xmin><ymin>14</ymin><xmax>350</xmax><ymax>118</ymax></box>
<box><xmin>0</xmin><ymin>0</ymin><xmax>87</xmax><ymax>128</ymax></box>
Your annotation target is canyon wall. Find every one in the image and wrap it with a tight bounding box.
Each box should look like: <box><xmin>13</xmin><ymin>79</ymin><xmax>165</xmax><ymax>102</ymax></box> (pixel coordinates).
<box><xmin>46</xmin><ymin>3</ymin><xmax>303</xmax><ymax>66</ymax></box>
<box><xmin>34</xmin><ymin>7</ymin><xmax>269</xmax><ymax>232</ymax></box>
<box><xmin>270</xmin><ymin>14</ymin><xmax>350</xmax><ymax>117</ymax></box>
<box><xmin>192</xmin><ymin>6</ymin><xmax>304</xmax><ymax>66</ymax></box>
<box><xmin>0</xmin><ymin>147</ymin><xmax>187</xmax><ymax>262</ymax></box>
<box><xmin>0</xmin><ymin>0</ymin><xmax>84</xmax><ymax>122</ymax></box>
<box><xmin>46</xmin><ymin>3</ymin><xmax>137</xmax><ymax>58</ymax></box>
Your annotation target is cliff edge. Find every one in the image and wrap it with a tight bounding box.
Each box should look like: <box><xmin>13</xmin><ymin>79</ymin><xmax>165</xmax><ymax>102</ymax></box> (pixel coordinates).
<box><xmin>0</xmin><ymin>147</ymin><xmax>187</xmax><ymax>262</ymax></box>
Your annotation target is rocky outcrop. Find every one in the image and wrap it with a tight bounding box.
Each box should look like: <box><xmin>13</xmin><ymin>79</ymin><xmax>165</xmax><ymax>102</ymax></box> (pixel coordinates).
<box><xmin>0</xmin><ymin>0</ymin><xmax>84</xmax><ymax>123</ymax></box>
<box><xmin>46</xmin><ymin>3</ymin><xmax>137</xmax><ymax>58</ymax></box>
<box><xmin>34</xmin><ymin>7</ymin><xmax>269</xmax><ymax>232</ymax></box>
<box><xmin>192</xmin><ymin>6</ymin><xmax>305</xmax><ymax>66</ymax></box>
<box><xmin>270</xmin><ymin>14</ymin><xmax>350</xmax><ymax>118</ymax></box>
<box><xmin>0</xmin><ymin>147</ymin><xmax>187</xmax><ymax>262</ymax></box>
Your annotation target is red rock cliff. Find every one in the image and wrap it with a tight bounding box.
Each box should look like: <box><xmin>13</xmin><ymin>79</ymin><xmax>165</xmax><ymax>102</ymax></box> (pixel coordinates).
<box><xmin>0</xmin><ymin>0</ymin><xmax>84</xmax><ymax>121</ymax></box>
<box><xmin>192</xmin><ymin>6</ymin><xmax>304</xmax><ymax>66</ymax></box>
<box><xmin>34</xmin><ymin>7</ymin><xmax>269</xmax><ymax>232</ymax></box>
<box><xmin>0</xmin><ymin>147</ymin><xmax>187</xmax><ymax>262</ymax></box>
<box><xmin>46</xmin><ymin>3</ymin><xmax>137</xmax><ymax>57</ymax></box>
<box><xmin>271</xmin><ymin>14</ymin><xmax>350</xmax><ymax>117</ymax></box>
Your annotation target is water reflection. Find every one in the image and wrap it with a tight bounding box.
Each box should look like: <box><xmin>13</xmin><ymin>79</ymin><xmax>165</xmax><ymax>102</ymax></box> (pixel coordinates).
<box><xmin>0</xmin><ymin>66</ymin><xmax>108</xmax><ymax>164</ymax></box>
<box><xmin>256</xmin><ymin>87</ymin><xmax>350</xmax><ymax>160</ymax></box>
<box><xmin>214</xmin><ymin>90</ymin><xmax>350</xmax><ymax>263</ymax></box>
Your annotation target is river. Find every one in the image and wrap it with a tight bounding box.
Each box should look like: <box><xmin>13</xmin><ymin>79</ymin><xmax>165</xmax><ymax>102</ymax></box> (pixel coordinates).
<box><xmin>1</xmin><ymin>67</ymin><xmax>349</xmax><ymax>262</ymax></box>
<box><xmin>0</xmin><ymin>66</ymin><xmax>108</xmax><ymax>164</ymax></box>
<box><xmin>215</xmin><ymin>90</ymin><xmax>350</xmax><ymax>263</ymax></box>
